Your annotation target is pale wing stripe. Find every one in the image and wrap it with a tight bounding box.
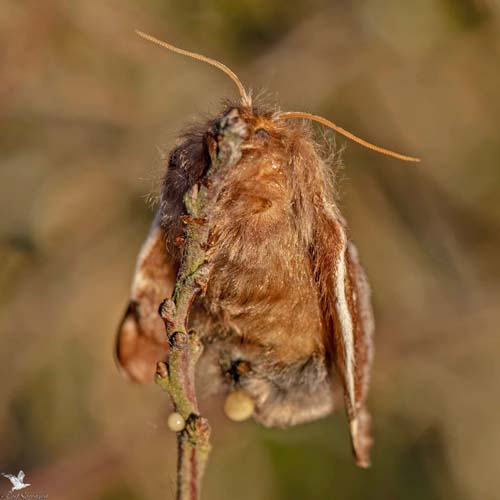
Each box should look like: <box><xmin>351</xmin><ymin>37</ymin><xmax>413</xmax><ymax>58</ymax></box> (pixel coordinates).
<box><xmin>333</xmin><ymin>227</ymin><xmax>356</xmax><ymax>409</ymax></box>
<box><xmin>131</xmin><ymin>213</ymin><xmax>163</xmax><ymax>298</ymax></box>
<box><xmin>323</xmin><ymin>203</ymin><xmax>356</xmax><ymax>408</ymax></box>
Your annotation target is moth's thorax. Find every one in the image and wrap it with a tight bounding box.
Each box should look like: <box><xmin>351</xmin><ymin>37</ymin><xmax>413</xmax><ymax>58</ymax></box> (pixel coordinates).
<box><xmin>202</xmin><ymin>111</ymin><xmax>325</xmax><ymax>363</ymax></box>
<box><xmin>161</xmin><ymin>106</ymin><xmax>330</xmax><ymax>362</ymax></box>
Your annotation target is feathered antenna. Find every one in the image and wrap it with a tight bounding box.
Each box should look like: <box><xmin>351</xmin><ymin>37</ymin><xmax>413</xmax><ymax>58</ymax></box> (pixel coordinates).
<box><xmin>276</xmin><ymin>111</ymin><xmax>420</xmax><ymax>162</ymax></box>
<box><xmin>135</xmin><ymin>30</ymin><xmax>251</xmax><ymax>108</ymax></box>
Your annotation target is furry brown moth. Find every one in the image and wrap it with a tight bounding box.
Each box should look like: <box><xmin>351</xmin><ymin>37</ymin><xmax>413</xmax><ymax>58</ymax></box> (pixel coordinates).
<box><xmin>116</xmin><ymin>31</ymin><xmax>420</xmax><ymax>469</ymax></box>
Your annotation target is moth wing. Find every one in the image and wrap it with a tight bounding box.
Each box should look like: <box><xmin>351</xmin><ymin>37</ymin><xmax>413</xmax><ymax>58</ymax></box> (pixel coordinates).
<box><xmin>116</xmin><ymin>213</ymin><xmax>178</xmax><ymax>383</ymax></box>
<box><xmin>313</xmin><ymin>208</ymin><xmax>374</xmax><ymax>467</ymax></box>
<box><xmin>344</xmin><ymin>240</ymin><xmax>375</xmax><ymax>466</ymax></box>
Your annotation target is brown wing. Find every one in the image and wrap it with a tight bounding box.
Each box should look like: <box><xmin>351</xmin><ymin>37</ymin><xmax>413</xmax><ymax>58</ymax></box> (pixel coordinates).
<box><xmin>115</xmin><ymin>212</ymin><xmax>178</xmax><ymax>383</ymax></box>
<box><xmin>344</xmin><ymin>241</ymin><xmax>375</xmax><ymax>467</ymax></box>
<box><xmin>313</xmin><ymin>206</ymin><xmax>375</xmax><ymax>467</ymax></box>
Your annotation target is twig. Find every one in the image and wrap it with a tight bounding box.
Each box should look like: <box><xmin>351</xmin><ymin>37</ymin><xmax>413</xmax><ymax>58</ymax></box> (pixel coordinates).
<box><xmin>155</xmin><ymin>109</ymin><xmax>248</xmax><ymax>500</ymax></box>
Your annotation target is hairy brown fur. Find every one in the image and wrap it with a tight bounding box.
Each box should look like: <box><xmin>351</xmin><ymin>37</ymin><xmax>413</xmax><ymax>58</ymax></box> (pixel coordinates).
<box><xmin>116</xmin><ymin>102</ymin><xmax>375</xmax><ymax>466</ymax></box>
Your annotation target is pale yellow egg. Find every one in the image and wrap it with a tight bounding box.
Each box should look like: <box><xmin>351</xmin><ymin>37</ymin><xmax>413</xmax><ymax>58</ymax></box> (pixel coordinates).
<box><xmin>167</xmin><ymin>412</ymin><xmax>186</xmax><ymax>432</ymax></box>
<box><xmin>224</xmin><ymin>390</ymin><xmax>255</xmax><ymax>422</ymax></box>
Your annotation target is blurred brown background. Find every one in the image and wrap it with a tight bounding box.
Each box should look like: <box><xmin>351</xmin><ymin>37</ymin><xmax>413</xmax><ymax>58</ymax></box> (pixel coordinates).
<box><xmin>1</xmin><ymin>1</ymin><xmax>499</xmax><ymax>499</ymax></box>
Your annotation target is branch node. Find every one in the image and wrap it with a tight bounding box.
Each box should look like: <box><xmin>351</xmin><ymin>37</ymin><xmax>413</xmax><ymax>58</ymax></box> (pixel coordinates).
<box><xmin>170</xmin><ymin>331</ymin><xmax>189</xmax><ymax>348</ymax></box>
<box><xmin>181</xmin><ymin>215</ymin><xmax>207</xmax><ymax>226</ymax></box>
<box><xmin>193</xmin><ymin>265</ymin><xmax>211</xmax><ymax>292</ymax></box>
<box><xmin>156</xmin><ymin>361</ymin><xmax>169</xmax><ymax>379</ymax></box>
<box><xmin>159</xmin><ymin>298</ymin><xmax>176</xmax><ymax>324</ymax></box>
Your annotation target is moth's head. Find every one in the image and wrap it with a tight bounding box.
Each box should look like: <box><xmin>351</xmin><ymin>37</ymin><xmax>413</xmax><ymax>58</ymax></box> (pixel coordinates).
<box><xmin>160</xmin><ymin>102</ymin><xmax>319</xmax><ymax>259</ymax></box>
<box><xmin>208</xmin><ymin>104</ymin><xmax>312</xmax><ymax>179</ymax></box>
<box><xmin>164</xmin><ymin>103</ymin><xmax>311</xmax><ymax>195</ymax></box>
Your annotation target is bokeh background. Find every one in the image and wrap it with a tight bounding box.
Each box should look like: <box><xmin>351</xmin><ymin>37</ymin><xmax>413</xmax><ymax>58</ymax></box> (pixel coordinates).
<box><xmin>1</xmin><ymin>1</ymin><xmax>500</xmax><ymax>499</ymax></box>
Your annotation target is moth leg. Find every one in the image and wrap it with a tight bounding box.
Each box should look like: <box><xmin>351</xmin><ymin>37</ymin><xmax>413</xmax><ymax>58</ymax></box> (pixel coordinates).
<box><xmin>116</xmin><ymin>212</ymin><xmax>178</xmax><ymax>383</ymax></box>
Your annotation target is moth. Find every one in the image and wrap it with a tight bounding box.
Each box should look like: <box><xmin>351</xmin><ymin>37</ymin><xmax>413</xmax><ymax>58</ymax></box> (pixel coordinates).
<box><xmin>116</xmin><ymin>31</ymin><xmax>419</xmax><ymax>468</ymax></box>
